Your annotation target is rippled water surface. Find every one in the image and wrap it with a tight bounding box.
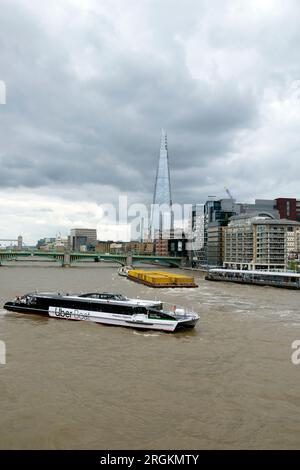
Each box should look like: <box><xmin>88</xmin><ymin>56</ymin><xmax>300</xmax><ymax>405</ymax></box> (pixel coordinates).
<box><xmin>0</xmin><ymin>264</ymin><xmax>300</xmax><ymax>449</ymax></box>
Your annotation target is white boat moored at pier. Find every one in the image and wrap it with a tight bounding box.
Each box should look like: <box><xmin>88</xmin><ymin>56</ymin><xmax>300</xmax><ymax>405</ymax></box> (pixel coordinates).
<box><xmin>205</xmin><ymin>268</ymin><xmax>300</xmax><ymax>289</ymax></box>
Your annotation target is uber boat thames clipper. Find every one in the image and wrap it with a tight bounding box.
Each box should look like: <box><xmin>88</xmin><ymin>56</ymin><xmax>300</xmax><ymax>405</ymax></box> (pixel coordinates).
<box><xmin>3</xmin><ymin>292</ymin><xmax>199</xmax><ymax>332</ymax></box>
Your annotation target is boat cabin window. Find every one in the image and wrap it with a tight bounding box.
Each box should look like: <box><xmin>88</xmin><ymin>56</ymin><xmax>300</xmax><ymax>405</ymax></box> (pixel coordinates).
<box><xmin>134</xmin><ymin>306</ymin><xmax>147</xmax><ymax>315</ymax></box>
<box><xmin>148</xmin><ymin>309</ymin><xmax>174</xmax><ymax>320</ymax></box>
<box><xmin>78</xmin><ymin>293</ymin><xmax>127</xmax><ymax>301</ymax></box>
<box><xmin>16</xmin><ymin>295</ymin><xmax>29</xmax><ymax>304</ymax></box>
<box><xmin>96</xmin><ymin>293</ymin><xmax>118</xmax><ymax>300</ymax></box>
<box><xmin>79</xmin><ymin>293</ymin><xmax>101</xmax><ymax>299</ymax></box>
<box><xmin>98</xmin><ymin>293</ymin><xmax>127</xmax><ymax>301</ymax></box>
<box><xmin>112</xmin><ymin>294</ymin><xmax>127</xmax><ymax>301</ymax></box>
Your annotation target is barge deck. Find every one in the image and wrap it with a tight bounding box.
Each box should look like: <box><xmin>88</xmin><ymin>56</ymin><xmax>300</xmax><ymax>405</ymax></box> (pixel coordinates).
<box><xmin>127</xmin><ymin>270</ymin><xmax>198</xmax><ymax>288</ymax></box>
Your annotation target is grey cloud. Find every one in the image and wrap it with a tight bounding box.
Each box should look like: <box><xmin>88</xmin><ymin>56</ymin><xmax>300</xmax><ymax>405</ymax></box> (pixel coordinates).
<box><xmin>0</xmin><ymin>0</ymin><xmax>300</xmax><ymax>217</ymax></box>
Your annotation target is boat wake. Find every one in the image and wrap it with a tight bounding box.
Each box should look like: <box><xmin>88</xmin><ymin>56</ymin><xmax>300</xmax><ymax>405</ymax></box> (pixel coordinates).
<box><xmin>133</xmin><ymin>331</ymin><xmax>161</xmax><ymax>337</ymax></box>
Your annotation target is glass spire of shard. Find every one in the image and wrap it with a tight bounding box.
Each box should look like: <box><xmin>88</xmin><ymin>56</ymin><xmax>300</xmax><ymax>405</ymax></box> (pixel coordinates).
<box><xmin>153</xmin><ymin>128</ymin><xmax>172</xmax><ymax>206</ymax></box>
<box><xmin>150</xmin><ymin>129</ymin><xmax>173</xmax><ymax>240</ymax></box>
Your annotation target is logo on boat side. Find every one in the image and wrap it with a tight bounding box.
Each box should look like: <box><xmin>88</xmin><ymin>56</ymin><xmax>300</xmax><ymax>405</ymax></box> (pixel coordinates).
<box><xmin>291</xmin><ymin>340</ymin><xmax>300</xmax><ymax>365</ymax></box>
<box><xmin>49</xmin><ymin>306</ymin><xmax>90</xmax><ymax>321</ymax></box>
<box><xmin>0</xmin><ymin>340</ymin><xmax>6</xmax><ymax>365</ymax></box>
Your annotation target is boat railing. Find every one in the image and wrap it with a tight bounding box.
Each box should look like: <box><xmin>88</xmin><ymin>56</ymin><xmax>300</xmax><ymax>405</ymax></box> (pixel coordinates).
<box><xmin>161</xmin><ymin>302</ymin><xmax>198</xmax><ymax>319</ymax></box>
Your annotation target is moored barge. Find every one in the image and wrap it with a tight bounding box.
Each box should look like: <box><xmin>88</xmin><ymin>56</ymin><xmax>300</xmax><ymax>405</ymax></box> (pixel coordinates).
<box><xmin>126</xmin><ymin>269</ymin><xmax>198</xmax><ymax>288</ymax></box>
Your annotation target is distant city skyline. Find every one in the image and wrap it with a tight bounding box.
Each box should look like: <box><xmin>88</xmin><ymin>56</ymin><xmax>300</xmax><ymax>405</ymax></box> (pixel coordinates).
<box><xmin>1</xmin><ymin>1</ymin><xmax>300</xmax><ymax>243</ymax></box>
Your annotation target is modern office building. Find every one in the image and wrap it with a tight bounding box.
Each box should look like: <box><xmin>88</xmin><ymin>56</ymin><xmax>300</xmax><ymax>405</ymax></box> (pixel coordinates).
<box><xmin>37</xmin><ymin>237</ymin><xmax>56</xmax><ymax>249</ymax></box>
<box><xmin>201</xmin><ymin>198</ymin><xmax>282</xmax><ymax>266</ymax></box>
<box><xmin>188</xmin><ymin>198</ymin><xmax>299</xmax><ymax>267</ymax></box>
<box><xmin>296</xmin><ymin>200</ymin><xmax>300</xmax><ymax>222</ymax></box>
<box><xmin>204</xmin><ymin>198</ymin><xmax>236</xmax><ymax>266</ymax></box>
<box><xmin>275</xmin><ymin>198</ymin><xmax>297</xmax><ymax>221</ymax></box>
<box><xmin>237</xmin><ymin>199</ymin><xmax>280</xmax><ymax>219</ymax></box>
<box><xmin>223</xmin><ymin>214</ymin><xmax>300</xmax><ymax>270</ymax></box>
<box><xmin>70</xmin><ymin>228</ymin><xmax>97</xmax><ymax>251</ymax></box>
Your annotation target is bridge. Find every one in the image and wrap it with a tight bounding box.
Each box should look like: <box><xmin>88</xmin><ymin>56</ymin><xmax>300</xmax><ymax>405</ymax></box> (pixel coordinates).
<box><xmin>0</xmin><ymin>250</ymin><xmax>184</xmax><ymax>268</ymax></box>
<box><xmin>0</xmin><ymin>236</ymin><xmax>23</xmax><ymax>249</ymax></box>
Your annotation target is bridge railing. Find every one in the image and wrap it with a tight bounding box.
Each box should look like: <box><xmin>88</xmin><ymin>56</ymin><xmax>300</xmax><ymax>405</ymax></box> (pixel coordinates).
<box><xmin>0</xmin><ymin>250</ymin><xmax>184</xmax><ymax>267</ymax></box>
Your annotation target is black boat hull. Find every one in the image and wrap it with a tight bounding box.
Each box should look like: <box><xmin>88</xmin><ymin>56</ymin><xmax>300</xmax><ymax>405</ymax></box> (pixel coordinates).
<box><xmin>4</xmin><ymin>302</ymin><xmax>48</xmax><ymax>316</ymax></box>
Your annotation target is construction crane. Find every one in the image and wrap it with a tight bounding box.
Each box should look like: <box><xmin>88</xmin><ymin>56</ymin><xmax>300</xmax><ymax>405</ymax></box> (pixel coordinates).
<box><xmin>224</xmin><ymin>187</ymin><xmax>235</xmax><ymax>212</ymax></box>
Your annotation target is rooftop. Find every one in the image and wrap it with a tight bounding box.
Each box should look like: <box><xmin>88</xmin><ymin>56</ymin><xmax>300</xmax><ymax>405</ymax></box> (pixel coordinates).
<box><xmin>253</xmin><ymin>218</ymin><xmax>300</xmax><ymax>226</ymax></box>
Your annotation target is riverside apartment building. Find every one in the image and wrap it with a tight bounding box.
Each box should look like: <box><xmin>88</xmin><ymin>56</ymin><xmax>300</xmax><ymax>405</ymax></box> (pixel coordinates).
<box><xmin>223</xmin><ymin>215</ymin><xmax>300</xmax><ymax>271</ymax></box>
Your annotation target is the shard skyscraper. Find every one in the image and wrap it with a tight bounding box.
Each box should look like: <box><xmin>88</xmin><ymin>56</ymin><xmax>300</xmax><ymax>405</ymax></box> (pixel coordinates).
<box><xmin>150</xmin><ymin>129</ymin><xmax>173</xmax><ymax>240</ymax></box>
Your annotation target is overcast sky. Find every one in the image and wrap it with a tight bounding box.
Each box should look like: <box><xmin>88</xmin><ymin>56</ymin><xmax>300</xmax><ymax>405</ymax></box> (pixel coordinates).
<box><xmin>1</xmin><ymin>0</ymin><xmax>300</xmax><ymax>243</ymax></box>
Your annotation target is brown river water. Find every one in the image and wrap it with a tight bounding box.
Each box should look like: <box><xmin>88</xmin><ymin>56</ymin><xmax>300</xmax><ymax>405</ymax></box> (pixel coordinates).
<box><xmin>0</xmin><ymin>263</ymin><xmax>300</xmax><ymax>449</ymax></box>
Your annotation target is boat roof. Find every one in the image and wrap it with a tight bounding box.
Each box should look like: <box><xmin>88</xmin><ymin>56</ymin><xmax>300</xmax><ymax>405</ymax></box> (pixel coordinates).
<box><xmin>30</xmin><ymin>291</ymin><xmax>124</xmax><ymax>297</ymax></box>
<box><xmin>209</xmin><ymin>268</ymin><xmax>300</xmax><ymax>278</ymax></box>
<box><xmin>25</xmin><ymin>292</ymin><xmax>161</xmax><ymax>306</ymax></box>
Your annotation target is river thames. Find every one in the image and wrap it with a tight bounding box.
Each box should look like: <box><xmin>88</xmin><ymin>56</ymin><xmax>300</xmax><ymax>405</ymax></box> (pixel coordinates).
<box><xmin>0</xmin><ymin>264</ymin><xmax>300</xmax><ymax>449</ymax></box>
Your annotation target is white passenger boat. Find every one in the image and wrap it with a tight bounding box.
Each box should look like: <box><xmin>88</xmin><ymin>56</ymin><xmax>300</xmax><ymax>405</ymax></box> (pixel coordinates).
<box><xmin>118</xmin><ymin>266</ymin><xmax>131</xmax><ymax>277</ymax></box>
<box><xmin>4</xmin><ymin>292</ymin><xmax>199</xmax><ymax>332</ymax></box>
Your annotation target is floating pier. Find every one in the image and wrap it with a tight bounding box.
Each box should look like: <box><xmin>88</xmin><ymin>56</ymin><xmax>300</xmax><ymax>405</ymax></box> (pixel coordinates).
<box><xmin>127</xmin><ymin>270</ymin><xmax>198</xmax><ymax>288</ymax></box>
<box><xmin>205</xmin><ymin>268</ymin><xmax>300</xmax><ymax>289</ymax></box>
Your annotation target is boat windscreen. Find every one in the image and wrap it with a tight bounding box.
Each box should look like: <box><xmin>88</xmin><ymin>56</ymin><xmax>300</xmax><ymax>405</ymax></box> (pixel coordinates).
<box><xmin>78</xmin><ymin>293</ymin><xmax>128</xmax><ymax>301</ymax></box>
<box><xmin>112</xmin><ymin>294</ymin><xmax>128</xmax><ymax>301</ymax></box>
<box><xmin>148</xmin><ymin>308</ymin><xmax>175</xmax><ymax>320</ymax></box>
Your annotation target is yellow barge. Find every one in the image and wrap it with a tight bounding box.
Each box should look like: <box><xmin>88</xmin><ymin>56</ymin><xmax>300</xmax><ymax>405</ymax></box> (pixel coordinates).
<box><xmin>127</xmin><ymin>269</ymin><xmax>198</xmax><ymax>288</ymax></box>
